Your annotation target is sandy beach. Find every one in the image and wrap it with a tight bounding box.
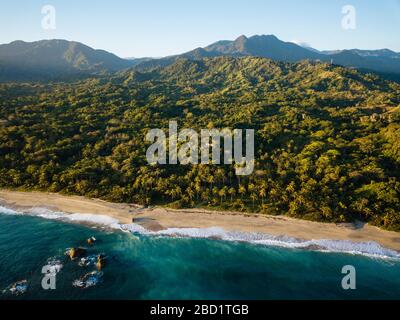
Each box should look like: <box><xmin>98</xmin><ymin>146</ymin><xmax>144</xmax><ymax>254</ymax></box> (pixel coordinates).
<box><xmin>1</xmin><ymin>189</ymin><xmax>400</xmax><ymax>251</ymax></box>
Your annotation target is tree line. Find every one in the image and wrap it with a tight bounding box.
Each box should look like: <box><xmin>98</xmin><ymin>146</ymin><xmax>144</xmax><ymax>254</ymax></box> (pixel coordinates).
<box><xmin>1</xmin><ymin>57</ymin><xmax>400</xmax><ymax>230</ymax></box>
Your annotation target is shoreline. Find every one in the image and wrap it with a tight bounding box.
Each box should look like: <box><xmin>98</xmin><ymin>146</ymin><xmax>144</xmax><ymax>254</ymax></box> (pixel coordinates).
<box><xmin>1</xmin><ymin>190</ymin><xmax>400</xmax><ymax>252</ymax></box>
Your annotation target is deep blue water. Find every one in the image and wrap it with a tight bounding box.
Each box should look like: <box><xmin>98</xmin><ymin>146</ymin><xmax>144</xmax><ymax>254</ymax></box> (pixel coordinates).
<box><xmin>1</xmin><ymin>212</ymin><xmax>400</xmax><ymax>300</ymax></box>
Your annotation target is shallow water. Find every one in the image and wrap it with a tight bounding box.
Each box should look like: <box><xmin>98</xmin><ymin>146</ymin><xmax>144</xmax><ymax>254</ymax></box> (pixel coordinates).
<box><xmin>1</xmin><ymin>210</ymin><xmax>400</xmax><ymax>300</ymax></box>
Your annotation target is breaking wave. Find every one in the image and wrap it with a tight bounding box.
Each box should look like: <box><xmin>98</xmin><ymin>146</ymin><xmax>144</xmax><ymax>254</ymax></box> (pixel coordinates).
<box><xmin>121</xmin><ymin>224</ymin><xmax>400</xmax><ymax>260</ymax></box>
<box><xmin>1</xmin><ymin>205</ymin><xmax>399</xmax><ymax>260</ymax></box>
<box><xmin>0</xmin><ymin>205</ymin><xmax>120</xmax><ymax>229</ymax></box>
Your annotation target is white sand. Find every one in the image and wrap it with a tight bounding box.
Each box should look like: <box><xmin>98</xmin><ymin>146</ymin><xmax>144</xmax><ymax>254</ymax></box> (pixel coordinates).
<box><xmin>1</xmin><ymin>190</ymin><xmax>400</xmax><ymax>251</ymax></box>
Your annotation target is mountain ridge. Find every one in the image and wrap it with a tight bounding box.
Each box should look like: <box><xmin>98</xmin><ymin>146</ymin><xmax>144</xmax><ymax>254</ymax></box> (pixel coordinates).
<box><xmin>0</xmin><ymin>39</ymin><xmax>134</xmax><ymax>81</ymax></box>
<box><xmin>1</xmin><ymin>36</ymin><xmax>400</xmax><ymax>82</ymax></box>
<box><xmin>133</xmin><ymin>35</ymin><xmax>400</xmax><ymax>82</ymax></box>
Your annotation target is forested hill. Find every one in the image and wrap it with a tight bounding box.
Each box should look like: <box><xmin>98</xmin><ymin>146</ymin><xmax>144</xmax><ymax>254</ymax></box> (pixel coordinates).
<box><xmin>133</xmin><ymin>35</ymin><xmax>400</xmax><ymax>82</ymax></box>
<box><xmin>1</xmin><ymin>56</ymin><xmax>400</xmax><ymax>230</ymax></box>
<box><xmin>0</xmin><ymin>40</ymin><xmax>134</xmax><ymax>82</ymax></box>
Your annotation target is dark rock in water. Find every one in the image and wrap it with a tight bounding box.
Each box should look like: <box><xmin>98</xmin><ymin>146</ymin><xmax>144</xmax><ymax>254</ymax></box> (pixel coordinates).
<box><xmin>87</xmin><ymin>237</ymin><xmax>97</xmax><ymax>246</ymax></box>
<box><xmin>3</xmin><ymin>280</ymin><xmax>28</xmax><ymax>296</ymax></box>
<box><xmin>72</xmin><ymin>271</ymin><xmax>103</xmax><ymax>289</ymax></box>
<box><xmin>46</xmin><ymin>257</ymin><xmax>63</xmax><ymax>273</ymax></box>
<box><xmin>78</xmin><ymin>255</ymin><xmax>98</xmax><ymax>267</ymax></box>
<box><xmin>96</xmin><ymin>254</ymin><xmax>107</xmax><ymax>271</ymax></box>
<box><xmin>66</xmin><ymin>247</ymin><xmax>87</xmax><ymax>260</ymax></box>
<box><xmin>78</xmin><ymin>254</ymin><xmax>107</xmax><ymax>270</ymax></box>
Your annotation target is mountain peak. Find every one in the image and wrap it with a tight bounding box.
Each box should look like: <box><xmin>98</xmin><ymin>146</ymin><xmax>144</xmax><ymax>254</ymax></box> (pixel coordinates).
<box><xmin>0</xmin><ymin>39</ymin><xmax>134</xmax><ymax>82</ymax></box>
<box><xmin>250</xmin><ymin>34</ymin><xmax>278</xmax><ymax>40</ymax></box>
<box><xmin>235</xmin><ymin>35</ymin><xmax>248</xmax><ymax>41</ymax></box>
<box><xmin>2</xmin><ymin>35</ymin><xmax>400</xmax><ymax>83</ymax></box>
<box><xmin>202</xmin><ymin>33</ymin><xmax>322</xmax><ymax>61</ymax></box>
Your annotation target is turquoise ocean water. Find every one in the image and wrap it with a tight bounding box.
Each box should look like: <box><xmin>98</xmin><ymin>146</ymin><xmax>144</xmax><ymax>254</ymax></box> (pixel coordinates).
<box><xmin>1</xmin><ymin>206</ymin><xmax>400</xmax><ymax>300</ymax></box>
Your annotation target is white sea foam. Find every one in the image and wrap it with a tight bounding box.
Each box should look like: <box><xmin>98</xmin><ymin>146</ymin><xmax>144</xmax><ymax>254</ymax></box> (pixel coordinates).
<box><xmin>27</xmin><ymin>207</ymin><xmax>66</xmax><ymax>220</ymax></box>
<box><xmin>121</xmin><ymin>224</ymin><xmax>400</xmax><ymax>260</ymax></box>
<box><xmin>0</xmin><ymin>206</ymin><xmax>20</xmax><ymax>215</ymax></box>
<box><xmin>0</xmin><ymin>205</ymin><xmax>120</xmax><ymax>229</ymax></box>
<box><xmin>64</xmin><ymin>213</ymin><xmax>120</xmax><ymax>228</ymax></box>
<box><xmin>1</xmin><ymin>205</ymin><xmax>399</xmax><ymax>260</ymax></box>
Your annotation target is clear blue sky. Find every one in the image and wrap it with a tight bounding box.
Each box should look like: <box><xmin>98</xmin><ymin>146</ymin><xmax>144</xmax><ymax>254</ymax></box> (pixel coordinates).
<box><xmin>1</xmin><ymin>0</ymin><xmax>399</xmax><ymax>57</ymax></box>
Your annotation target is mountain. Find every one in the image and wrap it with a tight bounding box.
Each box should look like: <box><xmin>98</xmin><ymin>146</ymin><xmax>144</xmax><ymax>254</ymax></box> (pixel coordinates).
<box><xmin>134</xmin><ymin>35</ymin><xmax>321</xmax><ymax>70</ymax></box>
<box><xmin>201</xmin><ymin>35</ymin><xmax>323</xmax><ymax>61</ymax></box>
<box><xmin>322</xmin><ymin>48</ymin><xmax>400</xmax><ymax>58</ymax></box>
<box><xmin>125</xmin><ymin>57</ymin><xmax>155</xmax><ymax>65</ymax></box>
<box><xmin>326</xmin><ymin>50</ymin><xmax>400</xmax><ymax>80</ymax></box>
<box><xmin>0</xmin><ymin>39</ymin><xmax>134</xmax><ymax>82</ymax></box>
<box><xmin>134</xmin><ymin>35</ymin><xmax>400</xmax><ymax>81</ymax></box>
<box><xmin>1</xmin><ymin>36</ymin><xmax>400</xmax><ymax>83</ymax></box>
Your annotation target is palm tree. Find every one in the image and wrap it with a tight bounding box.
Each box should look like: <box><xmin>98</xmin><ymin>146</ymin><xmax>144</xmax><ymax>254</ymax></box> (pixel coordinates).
<box><xmin>218</xmin><ymin>188</ymin><xmax>227</xmax><ymax>205</ymax></box>
<box><xmin>250</xmin><ymin>193</ymin><xmax>258</xmax><ymax>209</ymax></box>
<box><xmin>259</xmin><ymin>183</ymin><xmax>267</xmax><ymax>205</ymax></box>
<box><xmin>228</xmin><ymin>187</ymin><xmax>236</xmax><ymax>202</ymax></box>
<box><xmin>207</xmin><ymin>175</ymin><xmax>215</xmax><ymax>189</ymax></box>
<box><xmin>187</xmin><ymin>187</ymin><xmax>195</xmax><ymax>201</ymax></box>
<box><xmin>238</xmin><ymin>185</ymin><xmax>246</xmax><ymax>199</ymax></box>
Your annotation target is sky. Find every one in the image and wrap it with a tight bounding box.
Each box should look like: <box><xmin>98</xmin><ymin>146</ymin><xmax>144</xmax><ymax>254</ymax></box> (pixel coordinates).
<box><xmin>1</xmin><ymin>0</ymin><xmax>399</xmax><ymax>58</ymax></box>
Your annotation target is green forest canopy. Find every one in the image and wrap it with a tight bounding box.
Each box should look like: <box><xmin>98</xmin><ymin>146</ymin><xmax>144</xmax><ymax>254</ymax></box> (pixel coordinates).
<box><xmin>1</xmin><ymin>56</ymin><xmax>400</xmax><ymax>230</ymax></box>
